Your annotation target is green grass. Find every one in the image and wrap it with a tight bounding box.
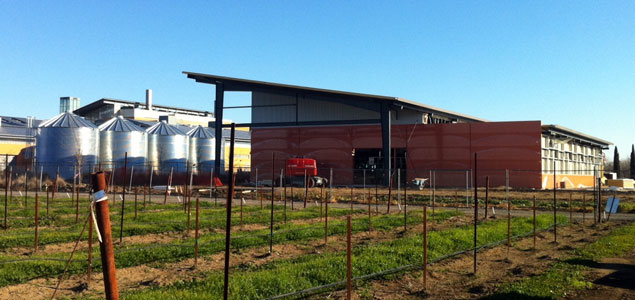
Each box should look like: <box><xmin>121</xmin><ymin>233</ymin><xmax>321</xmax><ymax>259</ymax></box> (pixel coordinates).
<box><xmin>112</xmin><ymin>214</ymin><xmax>566</xmax><ymax>300</ymax></box>
<box><xmin>486</xmin><ymin>222</ymin><xmax>635</xmax><ymax>299</ymax></box>
<box><xmin>0</xmin><ymin>209</ymin><xmax>459</xmax><ymax>288</ymax></box>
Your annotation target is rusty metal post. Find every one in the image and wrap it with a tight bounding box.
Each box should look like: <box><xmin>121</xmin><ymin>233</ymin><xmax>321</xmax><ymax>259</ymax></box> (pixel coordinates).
<box><xmin>404</xmin><ymin>169</ymin><xmax>408</xmax><ymax>232</ymax></box>
<box><xmin>240</xmin><ymin>177</ymin><xmax>243</xmax><ymax>227</ymax></box>
<box><xmin>485</xmin><ymin>176</ymin><xmax>489</xmax><ymax>220</ymax></box>
<box><xmin>350</xmin><ymin>182</ymin><xmax>353</xmax><ymax>212</ymax></box>
<box><xmin>223</xmin><ymin>124</ymin><xmax>236</xmax><ymax>300</ymax></box>
<box><xmin>368</xmin><ymin>189</ymin><xmax>372</xmax><ymax>232</ymax></box>
<box><xmin>134</xmin><ymin>188</ymin><xmax>138</xmax><ymax>220</ymax></box>
<box><xmin>34</xmin><ymin>189</ymin><xmax>39</xmax><ymax>252</ymax></box>
<box><xmin>346</xmin><ymin>215</ymin><xmax>352</xmax><ymax>300</ymax></box>
<box><xmin>473</xmin><ymin>152</ymin><xmax>478</xmax><ymax>274</ymax></box>
<box><xmin>553</xmin><ymin>159</ymin><xmax>558</xmax><ymax>243</ymax></box>
<box><xmin>506</xmin><ymin>170</ymin><xmax>510</xmax><ymax>254</ymax></box>
<box><xmin>8</xmin><ymin>167</ymin><xmax>12</xmax><ymax>202</ymax></box>
<box><xmin>88</xmin><ymin>211</ymin><xmax>93</xmax><ymax>286</ymax></box>
<box><xmin>46</xmin><ymin>186</ymin><xmax>50</xmax><ymax>217</ymax></box>
<box><xmin>24</xmin><ymin>170</ymin><xmax>28</xmax><ymax>208</ymax></box>
<box><xmin>569</xmin><ymin>192</ymin><xmax>573</xmax><ymax>226</ymax></box>
<box><xmin>598</xmin><ymin>177</ymin><xmax>602</xmax><ymax>223</ymax></box>
<box><xmin>325</xmin><ymin>168</ymin><xmax>331</xmax><ymax>244</ymax></box>
<box><xmin>91</xmin><ymin>172</ymin><xmax>119</xmax><ymax>300</ymax></box>
<box><xmin>533</xmin><ymin>195</ymin><xmax>536</xmax><ymax>249</ymax></box>
<box><xmin>187</xmin><ymin>190</ymin><xmax>192</xmax><ymax>234</ymax></box>
<box><xmin>269</xmin><ymin>153</ymin><xmax>275</xmax><ymax>254</ymax></box>
<box><xmin>304</xmin><ymin>169</ymin><xmax>308</xmax><ymax>208</ymax></box>
<box><xmin>387</xmin><ymin>171</ymin><xmax>392</xmax><ymax>214</ymax></box>
<box><xmin>119</xmin><ymin>152</ymin><xmax>128</xmax><ymax>244</ymax></box>
<box><xmin>423</xmin><ymin>205</ymin><xmax>427</xmax><ymax>288</ymax></box>
<box><xmin>194</xmin><ymin>194</ymin><xmax>200</xmax><ymax>268</ymax></box>
<box><xmin>582</xmin><ymin>193</ymin><xmax>586</xmax><ymax>224</ymax></box>
<box><xmin>75</xmin><ymin>185</ymin><xmax>79</xmax><ymax>224</ymax></box>
<box><xmin>147</xmin><ymin>167</ymin><xmax>152</xmax><ymax>205</ymax></box>
<box><xmin>282</xmin><ymin>169</ymin><xmax>286</xmax><ymax>224</ymax></box>
<box><xmin>3</xmin><ymin>156</ymin><xmax>7</xmax><ymax>229</ymax></box>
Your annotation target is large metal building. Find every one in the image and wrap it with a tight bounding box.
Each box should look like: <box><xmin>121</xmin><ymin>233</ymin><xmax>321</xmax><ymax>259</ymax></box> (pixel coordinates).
<box><xmin>184</xmin><ymin>71</ymin><xmax>610</xmax><ymax>189</ymax></box>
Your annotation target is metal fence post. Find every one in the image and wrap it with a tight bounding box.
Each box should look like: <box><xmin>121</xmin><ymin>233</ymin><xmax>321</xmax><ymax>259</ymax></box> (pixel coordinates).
<box><xmin>533</xmin><ymin>195</ymin><xmax>536</xmax><ymax>249</ymax></box>
<box><xmin>326</xmin><ymin>168</ymin><xmax>332</xmax><ymax>244</ymax></box>
<box><xmin>120</xmin><ymin>152</ymin><xmax>128</xmax><ymax>244</ymax></box>
<box><xmin>473</xmin><ymin>152</ymin><xmax>478</xmax><ymax>274</ymax></box>
<box><xmin>194</xmin><ymin>194</ymin><xmax>200</xmax><ymax>268</ymax></box>
<box><xmin>223</xmin><ymin>124</ymin><xmax>236</xmax><ymax>300</ymax></box>
<box><xmin>423</xmin><ymin>205</ymin><xmax>427</xmax><ymax>288</ymax></box>
<box><xmin>269</xmin><ymin>153</ymin><xmax>275</xmax><ymax>254</ymax></box>
<box><xmin>346</xmin><ymin>215</ymin><xmax>352</xmax><ymax>300</ymax></box>
<box><xmin>34</xmin><ymin>189</ymin><xmax>39</xmax><ymax>252</ymax></box>
<box><xmin>485</xmin><ymin>176</ymin><xmax>489</xmax><ymax>220</ymax></box>
<box><xmin>553</xmin><ymin>159</ymin><xmax>557</xmax><ymax>243</ymax></box>
<box><xmin>506</xmin><ymin>169</ymin><xmax>510</xmax><ymax>254</ymax></box>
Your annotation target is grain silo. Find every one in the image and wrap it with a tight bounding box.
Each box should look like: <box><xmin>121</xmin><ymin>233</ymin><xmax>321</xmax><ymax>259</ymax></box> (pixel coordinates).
<box><xmin>146</xmin><ymin>120</ymin><xmax>189</xmax><ymax>173</ymax></box>
<box><xmin>98</xmin><ymin>116</ymin><xmax>147</xmax><ymax>171</ymax></box>
<box><xmin>36</xmin><ymin>112</ymin><xmax>99</xmax><ymax>179</ymax></box>
<box><xmin>187</xmin><ymin>125</ymin><xmax>224</xmax><ymax>174</ymax></box>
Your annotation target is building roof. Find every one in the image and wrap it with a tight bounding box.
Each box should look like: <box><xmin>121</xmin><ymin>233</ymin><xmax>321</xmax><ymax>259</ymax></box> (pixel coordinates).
<box><xmin>74</xmin><ymin>98</ymin><xmax>213</xmax><ymax>117</ymax></box>
<box><xmin>183</xmin><ymin>71</ymin><xmax>487</xmax><ymax>123</ymax></box>
<box><xmin>0</xmin><ymin>115</ymin><xmax>42</xmax><ymax>128</ymax></box>
<box><xmin>542</xmin><ymin>124</ymin><xmax>611</xmax><ymax>149</ymax></box>
<box><xmin>39</xmin><ymin>112</ymin><xmax>97</xmax><ymax>128</ymax></box>
<box><xmin>98</xmin><ymin>116</ymin><xmax>145</xmax><ymax>132</ymax></box>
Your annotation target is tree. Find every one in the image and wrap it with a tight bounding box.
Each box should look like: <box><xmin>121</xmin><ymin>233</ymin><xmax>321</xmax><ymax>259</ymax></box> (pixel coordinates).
<box><xmin>630</xmin><ymin>144</ymin><xmax>635</xmax><ymax>179</ymax></box>
<box><xmin>613</xmin><ymin>146</ymin><xmax>620</xmax><ymax>177</ymax></box>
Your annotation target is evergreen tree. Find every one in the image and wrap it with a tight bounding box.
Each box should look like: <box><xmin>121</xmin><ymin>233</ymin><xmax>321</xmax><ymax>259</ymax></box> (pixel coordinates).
<box><xmin>630</xmin><ymin>144</ymin><xmax>635</xmax><ymax>179</ymax></box>
<box><xmin>613</xmin><ymin>146</ymin><xmax>620</xmax><ymax>177</ymax></box>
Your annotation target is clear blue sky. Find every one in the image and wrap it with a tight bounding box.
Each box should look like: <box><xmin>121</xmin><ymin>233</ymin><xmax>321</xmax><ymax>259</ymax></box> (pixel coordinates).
<box><xmin>1</xmin><ymin>1</ymin><xmax>633</xmax><ymax>161</ymax></box>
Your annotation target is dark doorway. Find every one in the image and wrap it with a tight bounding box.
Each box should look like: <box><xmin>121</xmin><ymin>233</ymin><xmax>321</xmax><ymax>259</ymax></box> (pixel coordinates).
<box><xmin>353</xmin><ymin>148</ymin><xmax>406</xmax><ymax>185</ymax></box>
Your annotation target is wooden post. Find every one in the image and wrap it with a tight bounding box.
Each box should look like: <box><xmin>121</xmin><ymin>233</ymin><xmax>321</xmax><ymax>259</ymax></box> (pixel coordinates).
<box><xmin>533</xmin><ymin>195</ymin><xmax>536</xmax><ymax>249</ymax></box>
<box><xmin>485</xmin><ymin>176</ymin><xmax>489</xmax><ymax>220</ymax></box>
<box><xmin>134</xmin><ymin>188</ymin><xmax>138</xmax><ymax>220</ymax></box>
<box><xmin>423</xmin><ymin>205</ymin><xmax>427</xmax><ymax>288</ymax></box>
<box><xmin>194</xmin><ymin>194</ymin><xmax>200</xmax><ymax>268</ymax></box>
<box><xmin>346</xmin><ymin>215</ymin><xmax>352</xmax><ymax>300</ymax></box>
<box><xmin>553</xmin><ymin>160</ymin><xmax>557</xmax><ymax>243</ymax></box>
<box><xmin>119</xmin><ymin>152</ymin><xmax>128</xmax><ymax>244</ymax></box>
<box><xmin>506</xmin><ymin>170</ymin><xmax>510</xmax><ymax>254</ymax></box>
<box><xmin>473</xmin><ymin>153</ymin><xmax>478</xmax><ymax>274</ymax></box>
<box><xmin>269</xmin><ymin>153</ymin><xmax>275</xmax><ymax>254</ymax></box>
<box><xmin>569</xmin><ymin>193</ymin><xmax>572</xmax><ymax>225</ymax></box>
<box><xmin>90</xmin><ymin>172</ymin><xmax>119</xmax><ymax>300</ymax></box>
<box><xmin>34</xmin><ymin>190</ymin><xmax>39</xmax><ymax>252</ymax></box>
<box><xmin>88</xmin><ymin>211</ymin><xmax>93</xmax><ymax>286</ymax></box>
<box><xmin>582</xmin><ymin>193</ymin><xmax>586</xmax><ymax>224</ymax></box>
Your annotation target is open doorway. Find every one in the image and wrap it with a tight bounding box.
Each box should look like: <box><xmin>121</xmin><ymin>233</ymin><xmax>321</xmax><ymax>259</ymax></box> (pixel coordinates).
<box><xmin>352</xmin><ymin>148</ymin><xmax>406</xmax><ymax>185</ymax></box>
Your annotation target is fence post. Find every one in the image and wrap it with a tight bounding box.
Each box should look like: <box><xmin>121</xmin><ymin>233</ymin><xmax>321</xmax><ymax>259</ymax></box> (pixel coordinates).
<box><xmin>90</xmin><ymin>171</ymin><xmax>119</xmax><ymax>300</ymax></box>
<box><xmin>473</xmin><ymin>152</ymin><xmax>478</xmax><ymax>274</ymax></box>
<box><xmin>304</xmin><ymin>169</ymin><xmax>308</xmax><ymax>208</ymax></box>
<box><xmin>223</xmin><ymin>123</ymin><xmax>236</xmax><ymax>300</ymax></box>
<box><xmin>281</xmin><ymin>169</ymin><xmax>286</xmax><ymax>224</ymax></box>
<box><xmin>134</xmin><ymin>188</ymin><xmax>138</xmax><ymax>220</ymax></box>
<box><xmin>4</xmin><ymin>157</ymin><xmax>7</xmax><ymax>229</ymax></box>
<box><xmin>75</xmin><ymin>183</ymin><xmax>80</xmax><ymax>224</ymax></box>
<box><xmin>188</xmin><ymin>190</ymin><xmax>193</xmax><ymax>234</ymax></box>
<box><xmin>553</xmin><ymin>159</ymin><xmax>557</xmax><ymax>243</ymax></box>
<box><xmin>269</xmin><ymin>154</ymin><xmax>275</xmax><ymax>254</ymax></box>
<box><xmin>582</xmin><ymin>193</ymin><xmax>586</xmax><ymax>224</ymax></box>
<box><xmin>404</xmin><ymin>169</ymin><xmax>408</xmax><ymax>232</ymax></box>
<box><xmin>368</xmin><ymin>188</ymin><xmax>372</xmax><ymax>232</ymax></box>
<box><xmin>88</xmin><ymin>210</ymin><xmax>93</xmax><ymax>286</ymax></box>
<box><xmin>326</xmin><ymin>168</ymin><xmax>332</xmax><ymax>245</ymax></box>
<box><xmin>423</xmin><ymin>205</ymin><xmax>427</xmax><ymax>289</ymax></box>
<box><xmin>569</xmin><ymin>193</ymin><xmax>572</xmax><ymax>225</ymax></box>
<box><xmin>346</xmin><ymin>215</ymin><xmax>352</xmax><ymax>300</ymax></box>
<box><xmin>194</xmin><ymin>194</ymin><xmax>200</xmax><ymax>268</ymax></box>
<box><xmin>120</xmin><ymin>152</ymin><xmax>128</xmax><ymax>244</ymax></box>
<box><xmin>24</xmin><ymin>170</ymin><xmax>28</xmax><ymax>208</ymax></box>
<box><xmin>148</xmin><ymin>166</ymin><xmax>153</xmax><ymax>204</ymax></box>
<box><xmin>34</xmin><ymin>189</ymin><xmax>39</xmax><ymax>252</ymax></box>
<box><xmin>506</xmin><ymin>169</ymin><xmax>510</xmax><ymax>255</ymax></box>
<box><xmin>533</xmin><ymin>195</ymin><xmax>536</xmax><ymax>249</ymax></box>
<box><xmin>485</xmin><ymin>176</ymin><xmax>489</xmax><ymax>220</ymax></box>
<box><xmin>256</xmin><ymin>168</ymin><xmax>260</xmax><ymax>209</ymax></box>
<box><xmin>387</xmin><ymin>171</ymin><xmax>392</xmax><ymax>214</ymax></box>
<box><xmin>46</xmin><ymin>186</ymin><xmax>50</xmax><ymax>218</ymax></box>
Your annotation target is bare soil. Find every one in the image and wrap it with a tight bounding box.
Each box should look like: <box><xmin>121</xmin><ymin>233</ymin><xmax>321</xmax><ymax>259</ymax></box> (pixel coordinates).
<box><xmin>322</xmin><ymin>220</ymin><xmax>629</xmax><ymax>300</ymax></box>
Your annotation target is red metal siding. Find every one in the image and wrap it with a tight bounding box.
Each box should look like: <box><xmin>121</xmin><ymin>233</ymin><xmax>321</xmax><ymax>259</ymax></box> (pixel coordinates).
<box><xmin>251</xmin><ymin>121</ymin><xmax>543</xmax><ymax>188</ymax></box>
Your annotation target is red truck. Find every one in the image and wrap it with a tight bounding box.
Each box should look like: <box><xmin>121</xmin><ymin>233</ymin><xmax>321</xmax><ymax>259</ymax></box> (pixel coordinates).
<box><xmin>284</xmin><ymin>158</ymin><xmax>328</xmax><ymax>187</ymax></box>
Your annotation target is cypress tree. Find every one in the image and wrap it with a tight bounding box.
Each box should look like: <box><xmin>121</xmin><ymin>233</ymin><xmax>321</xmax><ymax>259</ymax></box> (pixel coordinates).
<box><xmin>630</xmin><ymin>144</ymin><xmax>635</xmax><ymax>179</ymax></box>
<box><xmin>613</xmin><ymin>146</ymin><xmax>620</xmax><ymax>177</ymax></box>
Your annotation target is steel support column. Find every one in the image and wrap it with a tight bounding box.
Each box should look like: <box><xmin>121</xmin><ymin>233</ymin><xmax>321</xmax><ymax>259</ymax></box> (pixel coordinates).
<box><xmin>214</xmin><ymin>83</ymin><xmax>225</xmax><ymax>175</ymax></box>
<box><xmin>380</xmin><ymin>103</ymin><xmax>391</xmax><ymax>186</ymax></box>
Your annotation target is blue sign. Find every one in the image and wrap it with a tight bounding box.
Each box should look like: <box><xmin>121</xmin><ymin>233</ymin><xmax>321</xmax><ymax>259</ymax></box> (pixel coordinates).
<box><xmin>605</xmin><ymin>196</ymin><xmax>620</xmax><ymax>214</ymax></box>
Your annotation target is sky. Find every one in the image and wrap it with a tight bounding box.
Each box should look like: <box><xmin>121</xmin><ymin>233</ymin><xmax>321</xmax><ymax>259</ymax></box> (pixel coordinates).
<box><xmin>1</xmin><ymin>1</ymin><xmax>633</xmax><ymax>161</ymax></box>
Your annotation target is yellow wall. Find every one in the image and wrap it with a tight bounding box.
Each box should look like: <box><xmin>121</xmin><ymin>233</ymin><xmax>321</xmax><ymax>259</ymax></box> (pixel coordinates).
<box><xmin>0</xmin><ymin>143</ymin><xmax>30</xmax><ymax>155</ymax></box>
<box><xmin>225</xmin><ymin>143</ymin><xmax>251</xmax><ymax>170</ymax></box>
<box><xmin>541</xmin><ymin>174</ymin><xmax>596</xmax><ymax>189</ymax></box>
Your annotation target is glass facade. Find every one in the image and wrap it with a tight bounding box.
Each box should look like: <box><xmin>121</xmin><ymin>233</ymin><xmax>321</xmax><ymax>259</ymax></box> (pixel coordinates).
<box><xmin>59</xmin><ymin>97</ymin><xmax>80</xmax><ymax>113</ymax></box>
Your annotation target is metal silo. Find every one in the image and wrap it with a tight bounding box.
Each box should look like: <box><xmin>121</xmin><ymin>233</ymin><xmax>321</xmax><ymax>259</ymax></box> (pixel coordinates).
<box><xmin>187</xmin><ymin>126</ymin><xmax>224</xmax><ymax>174</ymax></box>
<box><xmin>146</xmin><ymin>121</ymin><xmax>189</xmax><ymax>173</ymax></box>
<box><xmin>98</xmin><ymin>116</ymin><xmax>147</xmax><ymax>171</ymax></box>
<box><xmin>36</xmin><ymin>112</ymin><xmax>99</xmax><ymax>179</ymax></box>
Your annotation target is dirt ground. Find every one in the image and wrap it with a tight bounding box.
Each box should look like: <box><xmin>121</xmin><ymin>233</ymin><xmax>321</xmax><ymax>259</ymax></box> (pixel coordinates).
<box><xmin>322</xmin><ymin>220</ymin><xmax>632</xmax><ymax>300</ymax></box>
<box><xmin>565</xmin><ymin>249</ymin><xmax>635</xmax><ymax>300</ymax></box>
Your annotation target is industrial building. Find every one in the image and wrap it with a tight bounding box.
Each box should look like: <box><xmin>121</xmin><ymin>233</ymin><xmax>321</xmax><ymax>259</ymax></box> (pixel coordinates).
<box><xmin>185</xmin><ymin>71</ymin><xmax>610</xmax><ymax>189</ymax></box>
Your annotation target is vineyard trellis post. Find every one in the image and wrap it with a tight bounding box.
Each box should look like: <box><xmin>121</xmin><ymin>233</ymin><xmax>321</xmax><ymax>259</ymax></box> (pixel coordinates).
<box><xmin>506</xmin><ymin>169</ymin><xmax>510</xmax><ymax>255</ymax></box>
<box><xmin>120</xmin><ymin>152</ymin><xmax>128</xmax><ymax>244</ymax></box>
<box><xmin>194</xmin><ymin>193</ymin><xmax>200</xmax><ymax>268</ymax></box>
<box><xmin>533</xmin><ymin>195</ymin><xmax>536</xmax><ymax>249</ymax></box>
<box><xmin>473</xmin><ymin>152</ymin><xmax>478</xmax><ymax>274</ymax></box>
<box><xmin>281</xmin><ymin>169</ymin><xmax>286</xmax><ymax>223</ymax></box>
<box><xmin>423</xmin><ymin>205</ymin><xmax>427</xmax><ymax>288</ymax></box>
<box><xmin>4</xmin><ymin>155</ymin><xmax>7</xmax><ymax>229</ymax></box>
<box><xmin>346</xmin><ymin>215</ymin><xmax>352</xmax><ymax>300</ymax></box>
<box><xmin>553</xmin><ymin>159</ymin><xmax>557</xmax><ymax>243</ymax></box>
<box><xmin>34</xmin><ymin>188</ymin><xmax>39</xmax><ymax>252</ymax></box>
<box><xmin>269</xmin><ymin>153</ymin><xmax>275</xmax><ymax>254</ymax></box>
<box><xmin>91</xmin><ymin>171</ymin><xmax>119</xmax><ymax>300</ymax></box>
<box><xmin>485</xmin><ymin>176</ymin><xmax>489</xmax><ymax>220</ymax></box>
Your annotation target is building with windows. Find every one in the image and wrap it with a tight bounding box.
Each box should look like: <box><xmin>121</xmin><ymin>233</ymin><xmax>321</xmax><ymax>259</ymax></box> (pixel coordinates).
<box><xmin>184</xmin><ymin>71</ymin><xmax>609</xmax><ymax>189</ymax></box>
